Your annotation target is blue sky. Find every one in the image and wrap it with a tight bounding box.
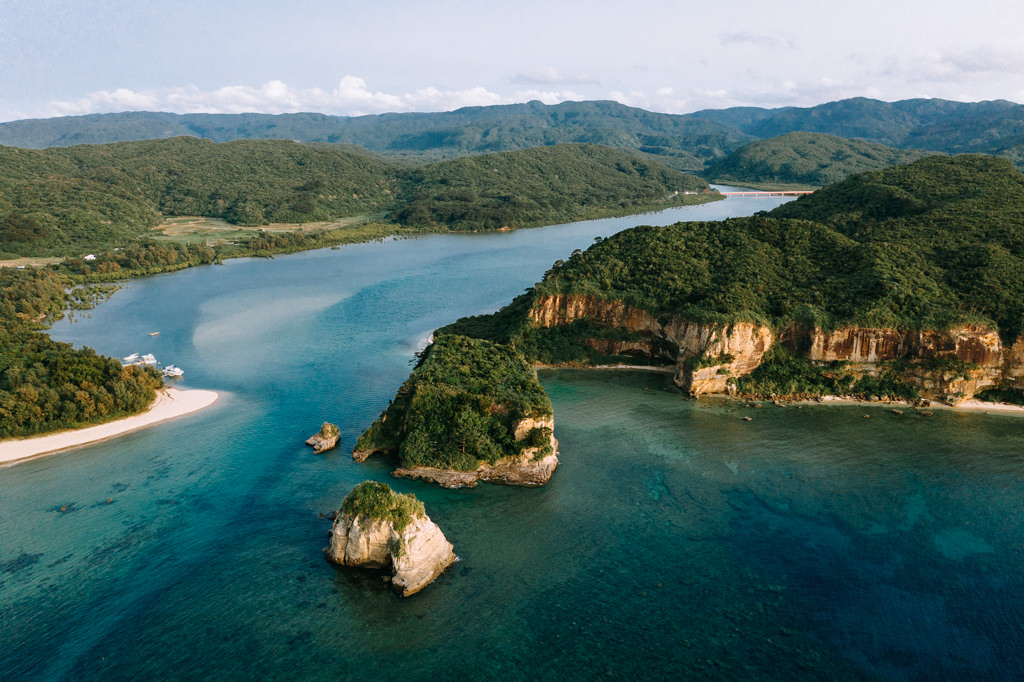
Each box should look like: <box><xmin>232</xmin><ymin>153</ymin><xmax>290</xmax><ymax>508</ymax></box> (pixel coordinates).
<box><xmin>2</xmin><ymin>0</ymin><xmax>1023</xmax><ymax>122</ymax></box>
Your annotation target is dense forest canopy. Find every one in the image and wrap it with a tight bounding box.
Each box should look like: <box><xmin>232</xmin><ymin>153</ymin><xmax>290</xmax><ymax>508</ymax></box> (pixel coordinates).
<box><xmin>0</xmin><ymin>267</ymin><xmax>163</xmax><ymax>439</ymax></box>
<box><xmin>703</xmin><ymin>132</ymin><xmax>934</xmax><ymax>188</ymax></box>
<box><xmin>0</xmin><ymin>139</ymin><xmax>712</xmax><ymax>258</ymax></box>
<box><xmin>393</xmin><ymin>144</ymin><xmax>710</xmax><ymax>231</ymax></box>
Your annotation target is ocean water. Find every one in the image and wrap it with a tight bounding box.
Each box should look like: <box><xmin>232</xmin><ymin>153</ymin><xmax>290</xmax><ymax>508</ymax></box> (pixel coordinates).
<box><xmin>2</xmin><ymin>195</ymin><xmax>1023</xmax><ymax>681</ymax></box>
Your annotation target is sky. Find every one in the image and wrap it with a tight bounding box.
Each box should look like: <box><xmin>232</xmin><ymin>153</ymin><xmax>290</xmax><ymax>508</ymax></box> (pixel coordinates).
<box><xmin>1</xmin><ymin>0</ymin><xmax>1023</xmax><ymax>122</ymax></box>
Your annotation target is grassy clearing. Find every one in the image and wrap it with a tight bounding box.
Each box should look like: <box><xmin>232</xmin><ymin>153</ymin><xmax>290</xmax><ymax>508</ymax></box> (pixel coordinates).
<box><xmin>0</xmin><ymin>256</ymin><xmax>65</xmax><ymax>268</ymax></box>
<box><xmin>150</xmin><ymin>214</ymin><xmax>387</xmax><ymax>245</ymax></box>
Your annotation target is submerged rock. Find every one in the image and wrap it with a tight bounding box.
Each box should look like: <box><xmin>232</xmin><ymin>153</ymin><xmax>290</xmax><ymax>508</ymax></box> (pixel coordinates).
<box><xmin>324</xmin><ymin>481</ymin><xmax>455</xmax><ymax>597</ymax></box>
<box><xmin>306</xmin><ymin>422</ymin><xmax>340</xmax><ymax>454</ymax></box>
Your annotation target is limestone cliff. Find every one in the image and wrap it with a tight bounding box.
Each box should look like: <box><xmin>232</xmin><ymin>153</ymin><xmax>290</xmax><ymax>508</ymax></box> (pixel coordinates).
<box><xmin>324</xmin><ymin>481</ymin><xmax>456</xmax><ymax>597</ymax></box>
<box><xmin>529</xmin><ymin>294</ymin><xmax>1024</xmax><ymax>405</ymax></box>
<box><xmin>529</xmin><ymin>294</ymin><xmax>773</xmax><ymax>396</ymax></box>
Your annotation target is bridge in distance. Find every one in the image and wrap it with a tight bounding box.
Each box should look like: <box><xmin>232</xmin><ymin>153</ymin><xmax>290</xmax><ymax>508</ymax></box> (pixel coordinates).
<box><xmin>718</xmin><ymin>190</ymin><xmax>815</xmax><ymax>197</ymax></box>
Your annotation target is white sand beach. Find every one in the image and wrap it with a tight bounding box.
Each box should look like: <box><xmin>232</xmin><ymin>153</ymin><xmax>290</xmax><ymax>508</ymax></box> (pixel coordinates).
<box><xmin>0</xmin><ymin>388</ymin><xmax>219</xmax><ymax>467</ymax></box>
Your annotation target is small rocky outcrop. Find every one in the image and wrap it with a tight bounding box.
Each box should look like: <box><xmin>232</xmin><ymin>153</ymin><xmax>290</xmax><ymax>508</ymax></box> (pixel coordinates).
<box><xmin>306</xmin><ymin>422</ymin><xmax>340</xmax><ymax>454</ymax></box>
<box><xmin>324</xmin><ymin>481</ymin><xmax>455</xmax><ymax>596</ymax></box>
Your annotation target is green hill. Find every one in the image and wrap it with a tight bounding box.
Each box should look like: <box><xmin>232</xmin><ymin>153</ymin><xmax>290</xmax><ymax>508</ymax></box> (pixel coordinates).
<box><xmin>393</xmin><ymin>144</ymin><xmax>712</xmax><ymax>231</ymax></box>
<box><xmin>446</xmin><ymin>155</ymin><xmax>1024</xmax><ymax>351</ymax></box>
<box><xmin>703</xmin><ymin>132</ymin><xmax>934</xmax><ymax>187</ymax></box>
<box><xmin>0</xmin><ymin>138</ymin><xmax>400</xmax><ymax>257</ymax></box>
<box><xmin>5</xmin><ymin>97</ymin><xmax>1024</xmax><ymax>183</ymax></box>
<box><xmin>692</xmin><ymin>97</ymin><xmax>1024</xmax><ymax>147</ymax></box>
<box><xmin>0</xmin><ymin>138</ymin><xmax>714</xmax><ymax>258</ymax></box>
<box><xmin>354</xmin><ymin>335</ymin><xmax>553</xmax><ymax>472</ymax></box>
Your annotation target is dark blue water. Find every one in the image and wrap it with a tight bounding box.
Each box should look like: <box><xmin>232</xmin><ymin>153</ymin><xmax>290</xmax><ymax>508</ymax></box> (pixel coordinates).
<box><xmin>2</xmin><ymin>195</ymin><xmax>1023</xmax><ymax>680</ymax></box>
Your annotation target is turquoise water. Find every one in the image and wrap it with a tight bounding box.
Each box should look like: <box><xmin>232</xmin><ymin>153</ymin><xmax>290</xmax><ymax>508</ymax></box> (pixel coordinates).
<box><xmin>3</xmin><ymin>195</ymin><xmax>1024</xmax><ymax>680</ymax></box>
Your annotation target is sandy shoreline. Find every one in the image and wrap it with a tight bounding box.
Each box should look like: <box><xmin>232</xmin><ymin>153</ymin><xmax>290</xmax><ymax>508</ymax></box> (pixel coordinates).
<box><xmin>808</xmin><ymin>395</ymin><xmax>1024</xmax><ymax>415</ymax></box>
<box><xmin>0</xmin><ymin>388</ymin><xmax>219</xmax><ymax>467</ymax></box>
<box><xmin>535</xmin><ymin>363</ymin><xmax>676</xmax><ymax>374</ymax></box>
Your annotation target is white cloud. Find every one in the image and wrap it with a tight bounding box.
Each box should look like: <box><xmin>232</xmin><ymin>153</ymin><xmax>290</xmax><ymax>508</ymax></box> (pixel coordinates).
<box><xmin>719</xmin><ymin>31</ymin><xmax>796</xmax><ymax>50</ymax></box>
<box><xmin>44</xmin><ymin>77</ymin><xmax>607</xmax><ymax>119</ymax></box>
<box><xmin>48</xmin><ymin>77</ymin><xmax>513</xmax><ymax>118</ymax></box>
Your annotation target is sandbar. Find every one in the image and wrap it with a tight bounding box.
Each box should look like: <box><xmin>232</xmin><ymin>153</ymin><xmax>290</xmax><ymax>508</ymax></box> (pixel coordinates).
<box><xmin>0</xmin><ymin>388</ymin><xmax>219</xmax><ymax>467</ymax></box>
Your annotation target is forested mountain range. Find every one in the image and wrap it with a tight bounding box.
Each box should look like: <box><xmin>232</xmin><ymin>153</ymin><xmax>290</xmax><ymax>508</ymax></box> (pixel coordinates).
<box><xmin>3</xmin><ymin>97</ymin><xmax>1023</xmax><ymax>171</ymax></box>
<box><xmin>0</xmin><ymin>101</ymin><xmax>749</xmax><ymax>170</ymax></box>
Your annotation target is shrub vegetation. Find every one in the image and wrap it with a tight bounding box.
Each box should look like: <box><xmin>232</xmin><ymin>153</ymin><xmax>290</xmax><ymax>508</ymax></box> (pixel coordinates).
<box><xmin>341</xmin><ymin>481</ymin><xmax>425</xmax><ymax>533</ymax></box>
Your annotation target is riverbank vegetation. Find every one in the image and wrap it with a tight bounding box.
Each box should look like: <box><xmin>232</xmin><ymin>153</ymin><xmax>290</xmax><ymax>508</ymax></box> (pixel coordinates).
<box><xmin>0</xmin><ymin>138</ymin><xmax>713</xmax><ymax>439</ymax></box>
<box><xmin>0</xmin><ymin>266</ymin><xmax>163</xmax><ymax>438</ymax></box>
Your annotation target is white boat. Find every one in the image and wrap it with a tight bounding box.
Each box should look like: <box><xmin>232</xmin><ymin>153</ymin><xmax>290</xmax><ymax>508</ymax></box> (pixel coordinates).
<box><xmin>121</xmin><ymin>353</ymin><xmax>158</xmax><ymax>367</ymax></box>
<box><xmin>162</xmin><ymin>365</ymin><xmax>184</xmax><ymax>377</ymax></box>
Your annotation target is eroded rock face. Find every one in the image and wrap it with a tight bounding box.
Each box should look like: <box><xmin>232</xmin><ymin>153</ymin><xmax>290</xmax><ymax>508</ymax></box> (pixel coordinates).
<box><xmin>669</xmin><ymin>321</ymin><xmax>774</xmax><ymax>396</ymax></box>
<box><xmin>529</xmin><ymin>294</ymin><xmax>1024</xmax><ymax>404</ymax></box>
<box><xmin>306</xmin><ymin>422</ymin><xmax>340</xmax><ymax>454</ymax></box>
<box><xmin>530</xmin><ymin>294</ymin><xmax>774</xmax><ymax>396</ymax></box>
<box><xmin>325</xmin><ymin>512</ymin><xmax>456</xmax><ymax>597</ymax></box>
<box><xmin>804</xmin><ymin>325</ymin><xmax>1016</xmax><ymax>404</ymax></box>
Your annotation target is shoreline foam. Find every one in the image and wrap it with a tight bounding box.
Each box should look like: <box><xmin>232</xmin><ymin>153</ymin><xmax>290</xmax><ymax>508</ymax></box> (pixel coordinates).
<box><xmin>0</xmin><ymin>387</ymin><xmax>220</xmax><ymax>467</ymax></box>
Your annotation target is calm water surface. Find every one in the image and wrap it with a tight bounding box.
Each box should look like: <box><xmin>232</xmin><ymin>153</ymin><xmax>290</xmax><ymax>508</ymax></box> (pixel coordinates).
<box><xmin>3</xmin><ymin>194</ymin><xmax>1023</xmax><ymax>681</ymax></box>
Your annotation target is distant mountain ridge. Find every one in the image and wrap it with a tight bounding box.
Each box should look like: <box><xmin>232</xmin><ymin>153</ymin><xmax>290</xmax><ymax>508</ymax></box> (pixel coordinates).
<box><xmin>0</xmin><ymin>101</ymin><xmax>751</xmax><ymax>170</ymax></box>
<box><xmin>4</xmin><ymin>97</ymin><xmax>1023</xmax><ymax>169</ymax></box>
<box><xmin>689</xmin><ymin>97</ymin><xmax>1024</xmax><ymax>162</ymax></box>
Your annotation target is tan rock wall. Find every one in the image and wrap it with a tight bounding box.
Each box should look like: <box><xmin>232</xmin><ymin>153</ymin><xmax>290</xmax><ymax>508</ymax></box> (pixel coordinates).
<box><xmin>325</xmin><ymin>512</ymin><xmax>456</xmax><ymax>597</ymax></box>
<box><xmin>528</xmin><ymin>294</ymin><xmax>1024</xmax><ymax>403</ymax></box>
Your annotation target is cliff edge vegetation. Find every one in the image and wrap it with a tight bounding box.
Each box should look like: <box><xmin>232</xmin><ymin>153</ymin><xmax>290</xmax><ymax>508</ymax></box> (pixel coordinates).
<box><xmin>339</xmin><ymin>480</ymin><xmax>426</xmax><ymax>533</ymax></box>
<box><xmin>354</xmin><ymin>335</ymin><xmax>557</xmax><ymax>487</ymax></box>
